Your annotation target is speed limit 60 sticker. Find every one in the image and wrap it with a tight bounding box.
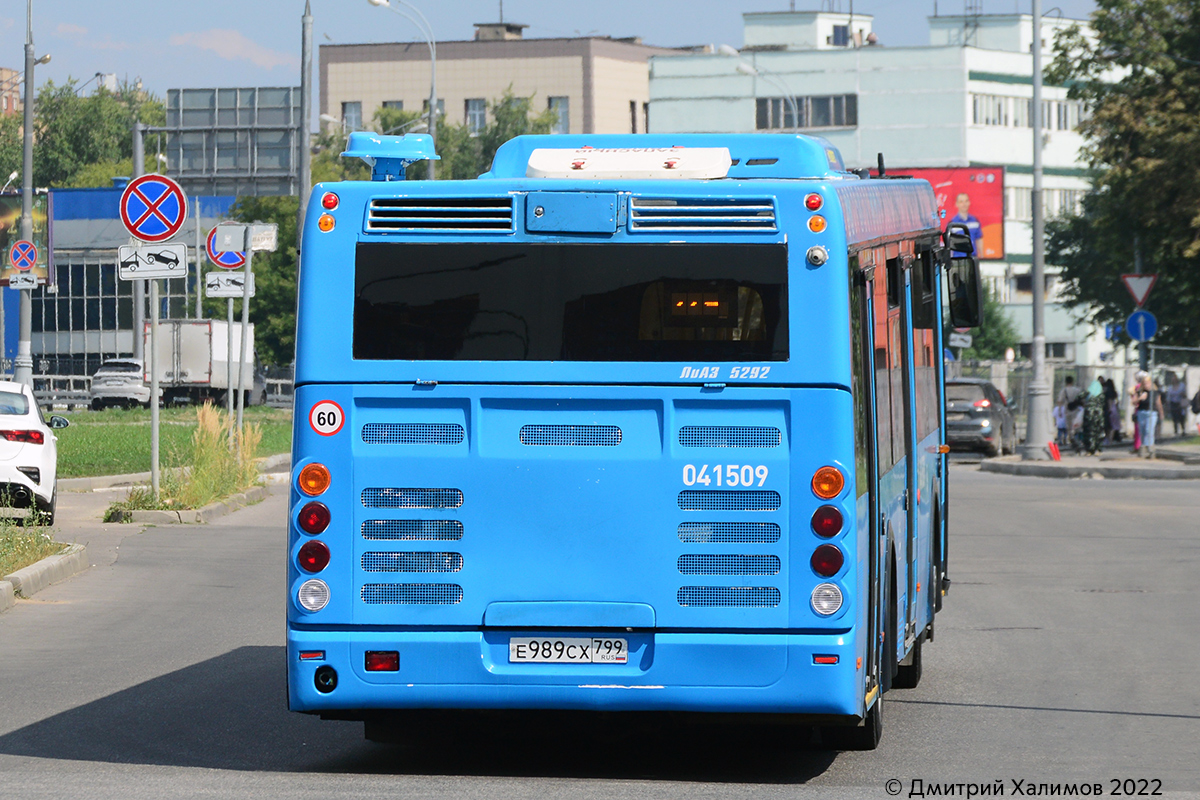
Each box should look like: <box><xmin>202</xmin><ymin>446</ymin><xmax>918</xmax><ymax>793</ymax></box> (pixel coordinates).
<box><xmin>309</xmin><ymin>400</ymin><xmax>345</xmax><ymax>436</ymax></box>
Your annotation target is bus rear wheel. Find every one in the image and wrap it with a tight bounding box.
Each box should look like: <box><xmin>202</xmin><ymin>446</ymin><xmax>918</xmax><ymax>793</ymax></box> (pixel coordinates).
<box><xmin>894</xmin><ymin>637</ymin><xmax>923</xmax><ymax>689</ymax></box>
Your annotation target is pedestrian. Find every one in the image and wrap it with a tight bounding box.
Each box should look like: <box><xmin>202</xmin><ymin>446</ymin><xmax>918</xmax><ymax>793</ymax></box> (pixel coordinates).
<box><xmin>1057</xmin><ymin>376</ymin><xmax>1084</xmax><ymax>451</ymax></box>
<box><xmin>1103</xmin><ymin>377</ymin><xmax>1121</xmax><ymax>443</ymax></box>
<box><xmin>1130</xmin><ymin>371</ymin><xmax>1165</xmax><ymax>458</ymax></box>
<box><xmin>1165</xmin><ymin>373</ymin><xmax>1188</xmax><ymax>437</ymax></box>
<box><xmin>1053</xmin><ymin>401</ymin><xmax>1068</xmax><ymax>446</ymax></box>
<box><xmin>1081</xmin><ymin>378</ymin><xmax>1106</xmax><ymax>455</ymax></box>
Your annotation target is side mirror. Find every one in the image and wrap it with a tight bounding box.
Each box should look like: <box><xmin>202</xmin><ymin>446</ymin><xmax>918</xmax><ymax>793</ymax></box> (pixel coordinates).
<box><xmin>49</xmin><ymin>415</ymin><xmax>71</xmax><ymax>429</ymax></box>
<box><xmin>945</xmin><ymin>222</ymin><xmax>975</xmax><ymax>256</ymax></box>
<box><xmin>946</xmin><ymin>256</ymin><xmax>984</xmax><ymax>329</ymax></box>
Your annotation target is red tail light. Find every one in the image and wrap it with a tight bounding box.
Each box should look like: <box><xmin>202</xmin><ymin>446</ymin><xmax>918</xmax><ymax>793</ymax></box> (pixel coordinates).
<box><xmin>811</xmin><ymin>505</ymin><xmax>843</xmax><ymax>538</ymax></box>
<box><xmin>321</xmin><ymin>192</ymin><xmax>339</xmax><ymax>210</ymax></box>
<box><xmin>365</xmin><ymin>651</ymin><xmax>400</xmax><ymax>672</ymax></box>
<box><xmin>811</xmin><ymin>544</ymin><xmax>844</xmax><ymax>577</ymax></box>
<box><xmin>0</xmin><ymin>430</ymin><xmax>44</xmax><ymax>444</ymax></box>
<box><xmin>298</xmin><ymin>502</ymin><xmax>330</xmax><ymax>534</ymax></box>
<box><xmin>298</xmin><ymin>540</ymin><xmax>330</xmax><ymax>573</ymax></box>
<box><xmin>973</xmin><ymin>398</ymin><xmax>991</xmax><ymax>408</ymax></box>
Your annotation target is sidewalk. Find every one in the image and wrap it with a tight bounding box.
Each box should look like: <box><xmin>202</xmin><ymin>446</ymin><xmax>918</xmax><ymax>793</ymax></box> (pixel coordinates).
<box><xmin>979</xmin><ymin>441</ymin><xmax>1200</xmax><ymax>480</ymax></box>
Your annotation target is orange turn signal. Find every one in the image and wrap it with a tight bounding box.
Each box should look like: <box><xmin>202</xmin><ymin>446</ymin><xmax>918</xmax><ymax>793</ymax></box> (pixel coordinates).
<box><xmin>807</xmin><ymin>215</ymin><xmax>827</xmax><ymax>233</ymax></box>
<box><xmin>812</xmin><ymin>466</ymin><xmax>845</xmax><ymax>499</ymax></box>
<box><xmin>317</xmin><ymin>213</ymin><xmax>335</xmax><ymax>232</ymax></box>
<box><xmin>299</xmin><ymin>463</ymin><xmax>331</xmax><ymax>496</ymax></box>
<box><xmin>937</xmin><ymin>444</ymin><xmax>950</xmax><ymax>454</ymax></box>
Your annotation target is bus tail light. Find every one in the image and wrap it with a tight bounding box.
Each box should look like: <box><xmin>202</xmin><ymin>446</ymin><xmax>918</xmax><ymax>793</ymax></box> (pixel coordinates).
<box><xmin>811</xmin><ymin>583</ymin><xmax>843</xmax><ymax>616</ymax></box>
<box><xmin>321</xmin><ymin>192</ymin><xmax>339</xmax><ymax>210</ymax></box>
<box><xmin>298</xmin><ymin>463</ymin><xmax>331</xmax><ymax>496</ymax></box>
<box><xmin>298</xmin><ymin>501</ymin><xmax>331</xmax><ymax>534</ymax></box>
<box><xmin>804</xmin><ymin>193</ymin><xmax>824</xmax><ymax>211</ymax></box>
<box><xmin>812</xmin><ymin>466</ymin><xmax>845</xmax><ymax>499</ymax></box>
<box><xmin>811</xmin><ymin>544</ymin><xmax>844</xmax><ymax>577</ymax></box>
<box><xmin>811</xmin><ymin>505</ymin><xmax>843</xmax><ymax>537</ymax></box>
<box><xmin>298</xmin><ymin>540</ymin><xmax>331</xmax><ymax>572</ymax></box>
<box><xmin>298</xmin><ymin>579</ymin><xmax>330</xmax><ymax>611</ymax></box>
<box><xmin>365</xmin><ymin>651</ymin><xmax>400</xmax><ymax>672</ymax></box>
<box><xmin>813</xmin><ymin>654</ymin><xmax>839</xmax><ymax>665</ymax></box>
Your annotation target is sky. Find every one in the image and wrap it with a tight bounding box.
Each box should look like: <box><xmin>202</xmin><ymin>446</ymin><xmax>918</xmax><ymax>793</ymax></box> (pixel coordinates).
<box><xmin>1</xmin><ymin>0</ymin><xmax>1099</xmax><ymax>101</ymax></box>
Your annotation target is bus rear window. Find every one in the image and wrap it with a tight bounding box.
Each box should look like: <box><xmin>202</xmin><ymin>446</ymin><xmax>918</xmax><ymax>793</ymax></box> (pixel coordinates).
<box><xmin>354</xmin><ymin>243</ymin><xmax>788</xmax><ymax>362</ymax></box>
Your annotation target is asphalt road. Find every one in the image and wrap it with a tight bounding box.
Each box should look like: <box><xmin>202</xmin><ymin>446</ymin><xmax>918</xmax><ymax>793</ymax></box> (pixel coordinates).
<box><xmin>1</xmin><ymin>470</ymin><xmax>1198</xmax><ymax>799</ymax></box>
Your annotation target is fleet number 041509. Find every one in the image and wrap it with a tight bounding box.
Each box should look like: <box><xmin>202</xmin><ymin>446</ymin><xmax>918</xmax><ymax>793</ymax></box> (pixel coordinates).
<box><xmin>682</xmin><ymin>464</ymin><xmax>769</xmax><ymax>487</ymax></box>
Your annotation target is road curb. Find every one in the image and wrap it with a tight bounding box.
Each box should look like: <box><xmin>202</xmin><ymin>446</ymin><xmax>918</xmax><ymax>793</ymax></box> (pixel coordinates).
<box><xmin>60</xmin><ymin>452</ymin><xmax>291</xmax><ymax>492</ymax></box>
<box><xmin>2</xmin><ymin>542</ymin><xmax>90</xmax><ymax>604</ymax></box>
<box><xmin>110</xmin><ymin>485</ymin><xmax>274</xmax><ymax>525</ymax></box>
<box><xmin>980</xmin><ymin>459</ymin><xmax>1200</xmax><ymax>480</ymax></box>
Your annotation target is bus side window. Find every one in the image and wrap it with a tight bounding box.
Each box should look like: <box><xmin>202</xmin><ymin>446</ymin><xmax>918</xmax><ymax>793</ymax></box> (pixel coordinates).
<box><xmin>910</xmin><ymin>250</ymin><xmax>937</xmax><ymax>330</ymax></box>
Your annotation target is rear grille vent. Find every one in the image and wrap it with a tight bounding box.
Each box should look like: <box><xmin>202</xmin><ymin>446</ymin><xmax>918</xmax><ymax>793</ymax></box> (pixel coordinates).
<box><xmin>362</xmin><ymin>520</ymin><xmax>464</xmax><ymax>541</ymax></box>
<box><xmin>362</xmin><ymin>423</ymin><xmax>465</xmax><ymax>445</ymax></box>
<box><xmin>519</xmin><ymin>424</ymin><xmax>622</xmax><ymax>446</ymax></box>
<box><xmin>678</xmin><ymin>490</ymin><xmax>781</xmax><ymax>511</ymax></box>
<box><xmin>367</xmin><ymin>197</ymin><xmax>513</xmax><ymax>232</ymax></box>
<box><xmin>362</xmin><ymin>552</ymin><xmax>463</xmax><ymax>573</ymax></box>
<box><xmin>677</xmin><ymin>586</ymin><xmax>781</xmax><ymax>607</ymax></box>
<box><xmin>678</xmin><ymin>555</ymin><xmax>781</xmax><ymax>576</ymax></box>
<box><xmin>361</xmin><ymin>583</ymin><xmax>464</xmax><ymax>604</ymax></box>
<box><xmin>679</xmin><ymin>426</ymin><xmax>781</xmax><ymax>448</ymax></box>
<box><xmin>678</xmin><ymin>522</ymin><xmax>781</xmax><ymax>543</ymax></box>
<box><xmin>629</xmin><ymin>197</ymin><xmax>777</xmax><ymax>232</ymax></box>
<box><xmin>361</xmin><ymin>488</ymin><xmax>464</xmax><ymax>509</ymax></box>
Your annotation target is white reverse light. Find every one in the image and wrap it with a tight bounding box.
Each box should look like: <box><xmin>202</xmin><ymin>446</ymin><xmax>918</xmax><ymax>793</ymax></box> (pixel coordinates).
<box><xmin>811</xmin><ymin>583</ymin><xmax>843</xmax><ymax>616</ymax></box>
<box><xmin>298</xmin><ymin>579</ymin><xmax>330</xmax><ymax>612</ymax></box>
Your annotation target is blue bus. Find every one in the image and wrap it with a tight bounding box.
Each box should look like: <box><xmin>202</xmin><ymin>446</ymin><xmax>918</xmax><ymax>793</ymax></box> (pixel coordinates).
<box><xmin>287</xmin><ymin>132</ymin><xmax>983</xmax><ymax>750</ymax></box>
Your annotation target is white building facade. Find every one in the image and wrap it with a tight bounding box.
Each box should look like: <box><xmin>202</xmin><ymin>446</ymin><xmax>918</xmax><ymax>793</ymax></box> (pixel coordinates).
<box><xmin>650</xmin><ymin>11</ymin><xmax>1117</xmax><ymax>367</ymax></box>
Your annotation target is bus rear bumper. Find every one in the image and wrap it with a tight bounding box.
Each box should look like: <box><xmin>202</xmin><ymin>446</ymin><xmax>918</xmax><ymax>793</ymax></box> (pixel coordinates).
<box><xmin>287</xmin><ymin>628</ymin><xmax>863</xmax><ymax>716</ymax></box>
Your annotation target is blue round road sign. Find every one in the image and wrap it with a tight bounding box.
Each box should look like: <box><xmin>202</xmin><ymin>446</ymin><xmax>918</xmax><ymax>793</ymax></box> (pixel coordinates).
<box><xmin>1127</xmin><ymin>309</ymin><xmax>1157</xmax><ymax>342</ymax></box>
<box><xmin>8</xmin><ymin>240</ymin><xmax>37</xmax><ymax>271</ymax></box>
<box><xmin>206</xmin><ymin>226</ymin><xmax>247</xmax><ymax>269</ymax></box>
<box><xmin>120</xmin><ymin>174</ymin><xmax>187</xmax><ymax>243</ymax></box>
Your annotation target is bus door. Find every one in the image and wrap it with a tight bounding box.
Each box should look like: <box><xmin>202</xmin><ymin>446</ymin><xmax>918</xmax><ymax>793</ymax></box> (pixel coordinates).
<box><xmin>898</xmin><ymin>250</ymin><xmax>920</xmax><ymax>647</ymax></box>
<box><xmin>851</xmin><ymin>252</ymin><xmax>884</xmax><ymax>704</ymax></box>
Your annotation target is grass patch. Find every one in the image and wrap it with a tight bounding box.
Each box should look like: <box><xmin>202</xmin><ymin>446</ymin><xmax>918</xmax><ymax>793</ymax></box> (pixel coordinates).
<box><xmin>56</xmin><ymin>404</ymin><xmax>291</xmax><ymax>478</ymax></box>
<box><xmin>105</xmin><ymin>405</ymin><xmax>264</xmax><ymax>519</ymax></box>
<box><xmin>0</xmin><ymin>518</ymin><xmax>64</xmax><ymax>576</ymax></box>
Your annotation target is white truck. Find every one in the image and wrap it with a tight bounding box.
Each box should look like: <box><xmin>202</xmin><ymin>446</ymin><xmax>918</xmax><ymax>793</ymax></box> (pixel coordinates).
<box><xmin>143</xmin><ymin>319</ymin><xmax>265</xmax><ymax>406</ymax></box>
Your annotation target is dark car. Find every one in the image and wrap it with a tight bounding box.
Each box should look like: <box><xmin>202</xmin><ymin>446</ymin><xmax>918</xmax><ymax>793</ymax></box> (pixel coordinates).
<box><xmin>147</xmin><ymin>250</ymin><xmax>179</xmax><ymax>267</ymax></box>
<box><xmin>945</xmin><ymin>378</ymin><xmax>1017</xmax><ymax>456</ymax></box>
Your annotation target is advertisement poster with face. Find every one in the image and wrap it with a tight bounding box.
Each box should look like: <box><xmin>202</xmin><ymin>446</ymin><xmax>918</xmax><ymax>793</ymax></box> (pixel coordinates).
<box><xmin>892</xmin><ymin>167</ymin><xmax>1005</xmax><ymax>260</ymax></box>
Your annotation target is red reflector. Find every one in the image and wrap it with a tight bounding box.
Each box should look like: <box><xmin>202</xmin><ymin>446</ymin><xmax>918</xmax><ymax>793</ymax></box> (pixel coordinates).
<box><xmin>804</xmin><ymin>192</ymin><xmax>823</xmax><ymax>211</ymax></box>
<box><xmin>321</xmin><ymin>192</ymin><xmax>339</xmax><ymax>210</ymax></box>
<box><xmin>299</xmin><ymin>650</ymin><xmax>325</xmax><ymax>662</ymax></box>
<box><xmin>811</xmin><ymin>505</ymin><xmax>843</xmax><ymax>538</ymax></box>
<box><xmin>811</xmin><ymin>544</ymin><xmax>844</xmax><ymax>577</ymax></box>
<box><xmin>813</xmin><ymin>654</ymin><xmax>839</xmax><ymax>665</ymax></box>
<box><xmin>298</xmin><ymin>502</ymin><xmax>330</xmax><ymax>534</ymax></box>
<box><xmin>0</xmin><ymin>430</ymin><xmax>44</xmax><ymax>444</ymax></box>
<box><xmin>365</xmin><ymin>651</ymin><xmax>399</xmax><ymax>672</ymax></box>
<box><xmin>298</xmin><ymin>540</ymin><xmax>330</xmax><ymax>573</ymax></box>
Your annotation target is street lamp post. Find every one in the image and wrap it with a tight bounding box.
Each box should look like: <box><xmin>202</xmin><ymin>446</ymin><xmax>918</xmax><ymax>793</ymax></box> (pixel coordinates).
<box><xmin>367</xmin><ymin>0</ymin><xmax>437</xmax><ymax>179</ymax></box>
<box><xmin>1021</xmin><ymin>0</ymin><xmax>1053</xmax><ymax>460</ymax></box>
<box><xmin>718</xmin><ymin>45</ymin><xmax>800</xmax><ymax>132</ymax></box>
<box><xmin>14</xmin><ymin>0</ymin><xmax>40</xmax><ymax>387</ymax></box>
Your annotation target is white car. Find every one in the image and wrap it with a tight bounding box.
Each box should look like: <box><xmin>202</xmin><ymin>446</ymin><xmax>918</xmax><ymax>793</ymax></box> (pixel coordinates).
<box><xmin>0</xmin><ymin>381</ymin><xmax>69</xmax><ymax>525</ymax></box>
<box><xmin>89</xmin><ymin>358</ymin><xmax>151</xmax><ymax>410</ymax></box>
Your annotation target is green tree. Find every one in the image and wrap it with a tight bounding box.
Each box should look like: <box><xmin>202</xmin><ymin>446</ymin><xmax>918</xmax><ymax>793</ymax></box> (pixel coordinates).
<box><xmin>947</xmin><ymin>286</ymin><xmax>1020</xmax><ymax>360</ymax></box>
<box><xmin>0</xmin><ymin>79</ymin><xmax>165</xmax><ymax>189</ymax></box>
<box><xmin>1046</xmin><ymin>0</ymin><xmax>1200</xmax><ymax>347</ymax></box>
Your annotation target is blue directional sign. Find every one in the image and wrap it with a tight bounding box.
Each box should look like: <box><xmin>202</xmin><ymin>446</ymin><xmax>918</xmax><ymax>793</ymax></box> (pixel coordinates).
<box><xmin>120</xmin><ymin>174</ymin><xmax>187</xmax><ymax>243</ymax></box>
<box><xmin>1126</xmin><ymin>309</ymin><xmax>1157</xmax><ymax>342</ymax></box>
<box><xmin>207</xmin><ymin>226</ymin><xmax>247</xmax><ymax>270</ymax></box>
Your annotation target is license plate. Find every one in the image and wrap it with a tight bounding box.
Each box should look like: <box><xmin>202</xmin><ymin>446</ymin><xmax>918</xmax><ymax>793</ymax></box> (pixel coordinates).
<box><xmin>509</xmin><ymin>637</ymin><xmax>628</xmax><ymax>664</ymax></box>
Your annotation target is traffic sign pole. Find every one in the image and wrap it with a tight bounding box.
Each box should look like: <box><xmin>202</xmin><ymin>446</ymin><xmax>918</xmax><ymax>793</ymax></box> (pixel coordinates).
<box><xmin>237</xmin><ymin>251</ymin><xmax>252</xmax><ymax>438</ymax></box>
<box><xmin>149</xmin><ymin>279</ymin><xmax>160</xmax><ymax>499</ymax></box>
<box><xmin>227</xmin><ymin>298</ymin><xmax>235</xmax><ymax>419</ymax></box>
